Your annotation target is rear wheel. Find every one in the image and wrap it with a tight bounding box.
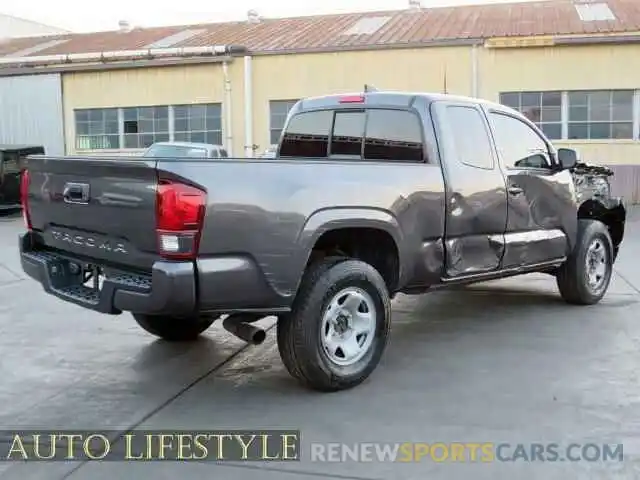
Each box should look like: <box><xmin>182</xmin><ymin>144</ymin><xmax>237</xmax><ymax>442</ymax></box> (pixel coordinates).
<box><xmin>277</xmin><ymin>257</ymin><xmax>391</xmax><ymax>392</ymax></box>
<box><xmin>132</xmin><ymin>313</ymin><xmax>215</xmax><ymax>341</ymax></box>
<box><xmin>556</xmin><ymin>219</ymin><xmax>614</xmax><ymax>305</ymax></box>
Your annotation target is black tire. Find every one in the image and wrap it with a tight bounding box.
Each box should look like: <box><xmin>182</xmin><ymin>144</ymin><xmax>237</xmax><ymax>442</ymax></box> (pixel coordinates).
<box><xmin>132</xmin><ymin>313</ymin><xmax>215</xmax><ymax>341</ymax></box>
<box><xmin>277</xmin><ymin>257</ymin><xmax>391</xmax><ymax>392</ymax></box>
<box><xmin>556</xmin><ymin>219</ymin><xmax>614</xmax><ymax>305</ymax></box>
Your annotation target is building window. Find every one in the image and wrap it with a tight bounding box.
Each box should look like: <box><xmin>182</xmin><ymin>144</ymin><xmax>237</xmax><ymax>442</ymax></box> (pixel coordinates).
<box><xmin>74</xmin><ymin>108</ymin><xmax>119</xmax><ymax>150</ymax></box>
<box><xmin>269</xmin><ymin>100</ymin><xmax>298</xmax><ymax>145</ymax></box>
<box><xmin>567</xmin><ymin>90</ymin><xmax>634</xmax><ymax>139</ymax></box>
<box><xmin>499</xmin><ymin>91</ymin><xmax>562</xmax><ymax>140</ymax></box>
<box><xmin>173</xmin><ymin>104</ymin><xmax>222</xmax><ymax>145</ymax></box>
<box><xmin>122</xmin><ymin>106</ymin><xmax>170</xmax><ymax>149</ymax></box>
<box><xmin>499</xmin><ymin>89</ymin><xmax>637</xmax><ymax>141</ymax></box>
<box><xmin>74</xmin><ymin>103</ymin><xmax>223</xmax><ymax>150</ymax></box>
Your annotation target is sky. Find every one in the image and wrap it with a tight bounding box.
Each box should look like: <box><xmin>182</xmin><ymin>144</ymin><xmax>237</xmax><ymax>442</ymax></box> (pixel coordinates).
<box><xmin>3</xmin><ymin>0</ymin><xmax>537</xmax><ymax>33</ymax></box>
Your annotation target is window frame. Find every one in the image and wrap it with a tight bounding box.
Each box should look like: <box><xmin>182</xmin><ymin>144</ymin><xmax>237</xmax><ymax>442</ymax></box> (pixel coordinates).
<box><xmin>499</xmin><ymin>89</ymin><xmax>640</xmax><ymax>142</ymax></box>
<box><xmin>173</xmin><ymin>103</ymin><xmax>223</xmax><ymax>146</ymax></box>
<box><xmin>487</xmin><ymin>109</ymin><xmax>555</xmax><ymax>172</ymax></box>
<box><xmin>121</xmin><ymin>105</ymin><xmax>170</xmax><ymax>149</ymax></box>
<box><xmin>566</xmin><ymin>89</ymin><xmax>634</xmax><ymax>140</ymax></box>
<box><xmin>74</xmin><ymin>108</ymin><xmax>120</xmax><ymax>150</ymax></box>
<box><xmin>73</xmin><ymin>103</ymin><xmax>224</xmax><ymax>151</ymax></box>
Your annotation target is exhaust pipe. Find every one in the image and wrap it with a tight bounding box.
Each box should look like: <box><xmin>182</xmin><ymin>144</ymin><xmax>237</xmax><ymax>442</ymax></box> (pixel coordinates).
<box><xmin>222</xmin><ymin>316</ymin><xmax>266</xmax><ymax>345</ymax></box>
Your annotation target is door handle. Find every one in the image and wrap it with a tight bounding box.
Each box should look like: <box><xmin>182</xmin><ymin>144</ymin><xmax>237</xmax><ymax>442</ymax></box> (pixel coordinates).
<box><xmin>508</xmin><ymin>186</ymin><xmax>524</xmax><ymax>195</ymax></box>
<box><xmin>63</xmin><ymin>182</ymin><xmax>90</xmax><ymax>204</ymax></box>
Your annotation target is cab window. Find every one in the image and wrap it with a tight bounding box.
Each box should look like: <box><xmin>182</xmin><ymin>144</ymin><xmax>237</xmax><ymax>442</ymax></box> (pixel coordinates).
<box><xmin>446</xmin><ymin>105</ymin><xmax>494</xmax><ymax>170</ymax></box>
<box><xmin>279</xmin><ymin>108</ymin><xmax>425</xmax><ymax>162</ymax></box>
<box><xmin>279</xmin><ymin>110</ymin><xmax>332</xmax><ymax>158</ymax></box>
<box><xmin>489</xmin><ymin>112</ymin><xmax>551</xmax><ymax>169</ymax></box>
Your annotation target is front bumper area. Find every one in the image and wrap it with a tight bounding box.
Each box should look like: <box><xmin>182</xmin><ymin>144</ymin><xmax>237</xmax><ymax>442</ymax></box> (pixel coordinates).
<box><xmin>19</xmin><ymin>232</ymin><xmax>196</xmax><ymax>315</ymax></box>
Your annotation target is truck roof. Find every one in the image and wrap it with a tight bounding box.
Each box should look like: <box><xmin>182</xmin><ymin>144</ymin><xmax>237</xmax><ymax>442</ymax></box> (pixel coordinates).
<box><xmin>295</xmin><ymin>91</ymin><xmax>512</xmax><ymax>114</ymax></box>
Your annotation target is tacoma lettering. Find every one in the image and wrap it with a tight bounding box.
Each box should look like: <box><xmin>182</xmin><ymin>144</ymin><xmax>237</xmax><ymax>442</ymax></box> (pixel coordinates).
<box><xmin>50</xmin><ymin>231</ymin><xmax>127</xmax><ymax>254</ymax></box>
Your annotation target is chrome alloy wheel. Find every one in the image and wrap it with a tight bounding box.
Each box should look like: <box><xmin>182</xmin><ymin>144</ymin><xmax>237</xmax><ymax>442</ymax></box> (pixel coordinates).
<box><xmin>320</xmin><ymin>287</ymin><xmax>376</xmax><ymax>366</ymax></box>
<box><xmin>586</xmin><ymin>238</ymin><xmax>608</xmax><ymax>293</ymax></box>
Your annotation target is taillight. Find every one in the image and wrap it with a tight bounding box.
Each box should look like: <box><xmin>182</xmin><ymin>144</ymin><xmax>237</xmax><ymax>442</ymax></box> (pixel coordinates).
<box><xmin>20</xmin><ymin>169</ymin><xmax>32</xmax><ymax>230</ymax></box>
<box><xmin>155</xmin><ymin>180</ymin><xmax>206</xmax><ymax>260</ymax></box>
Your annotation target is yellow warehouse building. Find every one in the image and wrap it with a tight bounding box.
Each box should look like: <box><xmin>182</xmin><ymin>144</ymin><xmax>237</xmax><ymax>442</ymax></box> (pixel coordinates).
<box><xmin>1</xmin><ymin>0</ymin><xmax>640</xmax><ymax>199</ymax></box>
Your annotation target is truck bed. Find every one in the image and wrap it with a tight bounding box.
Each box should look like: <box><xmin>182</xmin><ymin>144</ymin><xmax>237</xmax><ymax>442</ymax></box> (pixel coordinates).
<box><xmin>21</xmin><ymin>154</ymin><xmax>447</xmax><ymax>314</ymax></box>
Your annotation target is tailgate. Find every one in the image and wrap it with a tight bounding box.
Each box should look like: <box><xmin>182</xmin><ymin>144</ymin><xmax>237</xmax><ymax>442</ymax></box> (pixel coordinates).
<box><xmin>26</xmin><ymin>156</ymin><xmax>159</xmax><ymax>271</ymax></box>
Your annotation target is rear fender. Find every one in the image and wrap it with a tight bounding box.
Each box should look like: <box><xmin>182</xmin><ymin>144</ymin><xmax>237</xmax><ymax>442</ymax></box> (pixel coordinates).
<box><xmin>293</xmin><ymin>208</ymin><xmax>407</xmax><ymax>291</ymax></box>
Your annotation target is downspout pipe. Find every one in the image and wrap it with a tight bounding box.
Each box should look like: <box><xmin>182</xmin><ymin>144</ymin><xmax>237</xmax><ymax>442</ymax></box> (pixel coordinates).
<box><xmin>471</xmin><ymin>44</ymin><xmax>479</xmax><ymax>98</ymax></box>
<box><xmin>222</xmin><ymin>61</ymin><xmax>233</xmax><ymax>156</ymax></box>
<box><xmin>0</xmin><ymin>45</ymin><xmax>248</xmax><ymax>67</ymax></box>
<box><xmin>244</xmin><ymin>55</ymin><xmax>254</xmax><ymax>158</ymax></box>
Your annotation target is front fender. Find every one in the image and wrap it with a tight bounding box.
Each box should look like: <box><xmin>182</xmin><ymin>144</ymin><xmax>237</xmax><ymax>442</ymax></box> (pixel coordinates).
<box><xmin>577</xmin><ymin>197</ymin><xmax>626</xmax><ymax>261</ymax></box>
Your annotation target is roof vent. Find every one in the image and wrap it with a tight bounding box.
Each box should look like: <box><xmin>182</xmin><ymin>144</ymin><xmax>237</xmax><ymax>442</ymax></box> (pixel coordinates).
<box><xmin>118</xmin><ymin>20</ymin><xmax>133</xmax><ymax>32</ymax></box>
<box><xmin>247</xmin><ymin>10</ymin><xmax>261</xmax><ymax>24</ymax></box>
<box><xmin>408</xmin><ymin>0</ymin><xmax>422</xmax><ymax>10</ymax></box>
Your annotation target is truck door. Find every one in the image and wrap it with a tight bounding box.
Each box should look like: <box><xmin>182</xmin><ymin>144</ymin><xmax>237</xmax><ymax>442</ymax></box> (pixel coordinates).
<box><xmin>486</xmin><ymin>109</ymin><xmax>573</xmax><ymax>268</ymax></box>
<box><xmin>431</xmin><ymin>101</ymin><xmax>508</xmax><ymax>277</ymax></box>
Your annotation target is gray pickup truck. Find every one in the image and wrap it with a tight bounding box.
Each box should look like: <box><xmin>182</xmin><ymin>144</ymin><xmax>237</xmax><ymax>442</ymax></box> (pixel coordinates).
<box><xmin>19</xmin><ymin>91</ymin><xmax>626</xmax><ymax>392</ymax></box>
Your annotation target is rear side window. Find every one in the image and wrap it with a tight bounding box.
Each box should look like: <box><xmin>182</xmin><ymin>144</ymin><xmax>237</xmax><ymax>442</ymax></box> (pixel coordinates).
<box><xmin>279</xmin><ymin>110</ymin><xmax>333</xmax><ymax>158</ymax></box>
<box><xmin>445</xmin><ymin>105</ymin><xmax>494</xmax><ymax>170</ymax></box>
<box><xmin>279</xmin><ymin>108</ymin><xmax>425</xmax><ymax>162</ymax></box>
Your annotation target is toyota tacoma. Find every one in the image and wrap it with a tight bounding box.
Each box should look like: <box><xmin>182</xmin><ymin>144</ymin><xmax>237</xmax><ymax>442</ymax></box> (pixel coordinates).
<box><xmin>18</xmin><ymin>91</ymin><xmax>626</xmax><ymax>392</ymax></box>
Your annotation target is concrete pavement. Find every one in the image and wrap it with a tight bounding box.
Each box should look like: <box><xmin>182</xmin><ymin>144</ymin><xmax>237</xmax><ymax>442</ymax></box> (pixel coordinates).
<box><xmin>0</xmin><ymin>211</ymin><xmax>639</xmax><ymax>479</ymax></box>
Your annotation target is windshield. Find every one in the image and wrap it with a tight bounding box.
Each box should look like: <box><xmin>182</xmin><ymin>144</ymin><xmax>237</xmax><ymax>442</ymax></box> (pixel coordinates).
<box><xmin>143</xmin><ymin>145</ymin><xmax>208</xmax><ymax>158</ymax></box>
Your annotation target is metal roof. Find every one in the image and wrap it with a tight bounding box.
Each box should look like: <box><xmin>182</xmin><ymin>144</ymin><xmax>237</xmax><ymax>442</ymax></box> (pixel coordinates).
<box><xmin>1</xmin><ymin>0</ymin><xmax>639</xmax><ymax>60</ymax></box>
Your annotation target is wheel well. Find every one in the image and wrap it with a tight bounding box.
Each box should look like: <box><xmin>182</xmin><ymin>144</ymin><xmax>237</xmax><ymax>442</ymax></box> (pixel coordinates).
<box><xmin>578</xmin><ymin>199</ymin><xmax>625</xmax><ymax>258</ymax></box>
<box><xmin>308</xmin><ymin>227</ymin><xmax>400</xmax><ymax>292</ymax></box>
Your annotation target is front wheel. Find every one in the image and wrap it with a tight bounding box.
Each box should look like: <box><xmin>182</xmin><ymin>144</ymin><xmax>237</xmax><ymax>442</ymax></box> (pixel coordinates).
<box><xmin>277</xmin><ymin>258</ymin><xmax>391</xmax><ymax>392</ymax></box>
<box><xmin>132</xmin><ymin>313</ymin><xmax>215</xmax><ymax>341</ymax></box>
<box><xmin>556</xmin><ymin>219</ymin><xmax>614</xmax><ymax>305</ymax></box>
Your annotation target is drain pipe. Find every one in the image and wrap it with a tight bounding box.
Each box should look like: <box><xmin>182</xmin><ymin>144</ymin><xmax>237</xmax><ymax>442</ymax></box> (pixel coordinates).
<box><xmin>244</xmin><ymin>55</ymin><xmax>254</xmax><ymax>157</ymax></box>
<box><xmin>222</xmin><ymin>61</ymin><xmax>233</xmax><ymax>155</ymax></box>
<box><xmin>471</xmin><ymin>44</ymin><xmax>479</xmax><ymax>98</ymax></box>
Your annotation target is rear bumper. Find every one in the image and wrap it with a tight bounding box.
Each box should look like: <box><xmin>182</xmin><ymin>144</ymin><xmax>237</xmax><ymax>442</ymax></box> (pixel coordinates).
<box><xmin>20</xmin><ymin>232</ymin><xmax>291</xmax><ymax>316</ymax></box>
<box><xmin>20</xmin><ymin>232</ymin><xmax>196</xmax><ymax>315</ymax></box>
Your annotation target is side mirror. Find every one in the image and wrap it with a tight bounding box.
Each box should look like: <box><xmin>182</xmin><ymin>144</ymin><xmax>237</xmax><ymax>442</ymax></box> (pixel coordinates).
<box><xmin>557</xmin><ymin>148</ymin><xmax>578</xmax><ymax>169</ymax></box>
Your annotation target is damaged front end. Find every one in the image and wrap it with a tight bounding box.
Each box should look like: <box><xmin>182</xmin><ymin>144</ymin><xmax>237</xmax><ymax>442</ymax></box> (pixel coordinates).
<box><xmin>570</xmin><ymin>162</ymin><xmax>626</xmax><ymax>260</ymax></box>
<box><xmin>571</xmin><ymin>162</ymin><xmax>616</xmax><ymax>204</ymax></box>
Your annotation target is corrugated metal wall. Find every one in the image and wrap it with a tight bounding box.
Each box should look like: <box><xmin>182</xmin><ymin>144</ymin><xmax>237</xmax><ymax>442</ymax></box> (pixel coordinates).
<box><xmin>608</xmin><ymin>166</ymin><xmax>640</xmax><ymax>205</ymax></box>
<box><xmin>0</xmin><ymin>73</ymin><xmax>64</xmax><ymax>155</ymax></box>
